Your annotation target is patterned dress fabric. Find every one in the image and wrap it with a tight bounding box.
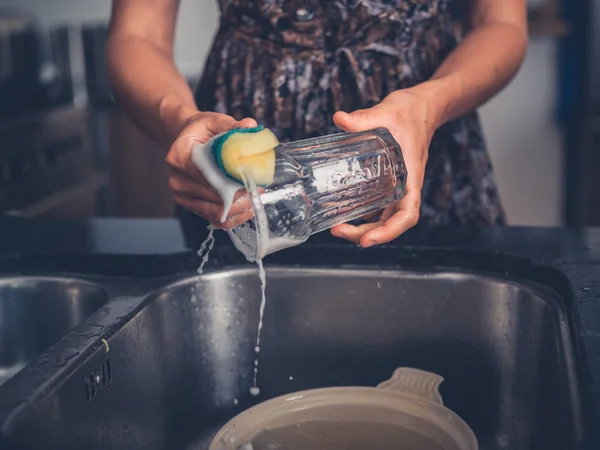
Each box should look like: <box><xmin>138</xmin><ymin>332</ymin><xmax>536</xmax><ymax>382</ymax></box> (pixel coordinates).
<box><xmin>194</xmin><ymin>0</ymin><xmax>506</xmax><ymax>225</ymax></box>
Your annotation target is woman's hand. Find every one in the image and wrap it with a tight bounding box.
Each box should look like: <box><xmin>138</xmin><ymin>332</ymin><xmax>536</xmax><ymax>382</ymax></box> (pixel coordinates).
<box><xmin>331</xmin><ymin>85</ymin><xmax>444</xmax><ymax>247</ymax></box>
<box><xmin>165</xmin><ymin>111</ymin><xmax>258</xmax><ymax>228</ymax></box>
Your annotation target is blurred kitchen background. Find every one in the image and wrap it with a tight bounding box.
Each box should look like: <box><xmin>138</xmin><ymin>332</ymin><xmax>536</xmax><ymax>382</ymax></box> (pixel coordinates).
<box><xmin>0</xmin><ymin>0</ymin><xmax>597</xmax><ymax>226</ymax></box>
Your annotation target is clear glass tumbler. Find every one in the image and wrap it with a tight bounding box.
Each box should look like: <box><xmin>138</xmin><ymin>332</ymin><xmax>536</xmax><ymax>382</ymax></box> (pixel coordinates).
<box><xmin>227</xmin><ymin>128</ymin><xmax>407</xmax><ymax>261</ymax></box>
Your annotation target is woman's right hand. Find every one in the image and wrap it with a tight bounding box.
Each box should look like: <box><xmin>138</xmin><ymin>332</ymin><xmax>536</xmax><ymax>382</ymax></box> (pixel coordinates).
<box><xmin>165</xmin><ymin>111</ymin><xmax>257</xmax><ymax>228</ymax></box>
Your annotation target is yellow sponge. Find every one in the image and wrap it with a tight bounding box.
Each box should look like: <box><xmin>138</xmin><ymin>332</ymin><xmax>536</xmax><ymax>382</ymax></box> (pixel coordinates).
<box><xmin>212</xmin><ymin>125</ymin><xmax>279</xmax><ymax>186</ymax></box>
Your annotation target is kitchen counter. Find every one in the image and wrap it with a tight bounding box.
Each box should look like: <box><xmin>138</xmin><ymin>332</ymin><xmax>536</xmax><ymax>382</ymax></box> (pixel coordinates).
<box><xmin>0</xmin><ymin>217</ymin><xmax>599</xmax><ymax>448</ymax></box>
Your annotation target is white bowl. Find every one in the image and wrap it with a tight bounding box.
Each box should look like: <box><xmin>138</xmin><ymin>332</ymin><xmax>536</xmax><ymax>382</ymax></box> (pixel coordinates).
<box><xmin>209</xmin><ymin>367</ymin><xmax>478</xmax><ymax>450</ymax></box>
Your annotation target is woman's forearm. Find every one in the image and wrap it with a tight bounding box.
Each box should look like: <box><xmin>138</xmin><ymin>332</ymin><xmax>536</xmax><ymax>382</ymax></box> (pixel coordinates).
<box><xmin>406</xmin><ymin>3</ymin><xmax>528</xmax><ymax>129</ymax></box>
<box><xmin>106</xmin><ymin>34</ymin><xmax>198</xmax><ymax>149</ymax></box>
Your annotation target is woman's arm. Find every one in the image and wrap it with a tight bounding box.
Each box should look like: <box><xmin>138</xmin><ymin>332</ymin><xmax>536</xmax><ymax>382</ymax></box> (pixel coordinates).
<box><xmin>331</xmin><ymin>0</ymin><xmax>527</xmax><ymax>247</ymax></box>
<box><xmin>413</xmin><ymin>0</ymin><xmax>528</xmax><ymax>127</ymax></box>
<box><xmin>107</xmin><ymin>0</ymin><xmax>198</xmax><ymax>148</ymax></box>
<box><xmin>107</xmin><ymin>0</ymin><xmax>257</xmax><ymax>226</ymax></box>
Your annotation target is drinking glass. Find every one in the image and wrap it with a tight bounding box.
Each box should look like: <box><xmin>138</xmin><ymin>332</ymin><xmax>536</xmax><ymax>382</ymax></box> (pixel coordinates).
<box><xmin>227</xmin><ymin>128</ymin><xmax>407</xmax><ymax>261</ymax></box>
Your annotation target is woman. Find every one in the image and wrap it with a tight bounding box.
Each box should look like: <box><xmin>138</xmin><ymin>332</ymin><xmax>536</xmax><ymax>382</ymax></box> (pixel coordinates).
<box><xmin>106</xmin><ymin>0</ymin><xmax>527</xmax><ymax>248</ymax></box>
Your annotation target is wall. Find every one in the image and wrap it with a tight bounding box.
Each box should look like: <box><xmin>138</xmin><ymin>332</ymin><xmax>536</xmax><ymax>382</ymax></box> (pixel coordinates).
<box><xmin>479</xmin><ymin>38</ymin><xmax>564</xmax><ymax>226</ymax></box>
<box><xmin>5</xmin><ymin>0</ymin><xmax>564</xmax><ymax>225</ymax></box>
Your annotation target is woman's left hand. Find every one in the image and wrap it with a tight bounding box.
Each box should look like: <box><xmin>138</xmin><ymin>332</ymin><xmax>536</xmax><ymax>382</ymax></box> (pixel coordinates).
<box><xmin>331</xmin><ymin>86</ymin><xmax>442</xmax><ymax>247</ymax></box>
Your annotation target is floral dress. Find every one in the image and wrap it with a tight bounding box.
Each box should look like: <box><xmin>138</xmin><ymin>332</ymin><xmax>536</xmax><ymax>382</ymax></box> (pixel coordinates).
<box><xmin>194</xmin><ymin>0</ymin><xmax>506</xmax><ymax>226</ymax></box>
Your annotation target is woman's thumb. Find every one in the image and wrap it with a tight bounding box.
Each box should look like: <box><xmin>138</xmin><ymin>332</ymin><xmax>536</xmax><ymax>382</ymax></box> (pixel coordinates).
<box><xmin>237</xmin><ymin>117</ymin><xmax>258</xmax><ymax>128</ymax></box>
<box><xmin>333</xmin><ymin>109</ymin><xmax>370</xmax><ymax>132</ymax></box>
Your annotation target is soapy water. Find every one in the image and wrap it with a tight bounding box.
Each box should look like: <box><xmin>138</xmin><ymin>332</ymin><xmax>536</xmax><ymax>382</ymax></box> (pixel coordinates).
<box><xmin>196</xmin><ymin>226</ymin><xmax>216</xmax><ymax>275</ymax></box>
<box><xmin>240</xmin><ymin>420</ymin><xmax>446</xmax><ymax>450</ymax></box>
<box><xmin>241</xmin><ymin>174</ymin><xmax>268</xmax><ymax>396</ymax></box>
<box><xmin>191</xmin><ymin>134</ymin><xmax>242</xmax><ymax>222</ymax></box>
<box><xmin>191</xmin><ymin>141</ymin><xmax>272</xmax><ymax>397</ymax></box>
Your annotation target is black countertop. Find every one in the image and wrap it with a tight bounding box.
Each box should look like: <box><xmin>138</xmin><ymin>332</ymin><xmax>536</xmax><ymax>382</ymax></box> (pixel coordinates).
<box><xmin>0</xmin><ymin>217</ymin><xmax>599</xmax><ymax>448</ymax></box>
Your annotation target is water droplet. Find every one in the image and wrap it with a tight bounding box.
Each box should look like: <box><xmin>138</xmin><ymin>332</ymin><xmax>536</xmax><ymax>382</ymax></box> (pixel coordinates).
<box><xmin>250</xmin><ymin>387</ymin><xmax>260</xmax><ymax>396</ymax></box>
<box><xmin>289</xmin><ymin>376</ymin><xmax>293</xmax><ymax>380</ymax></box>
<box><xmin>254</xmin><ymin>346</ymin><xmax>260</xmax><ymax>353</ymax></box>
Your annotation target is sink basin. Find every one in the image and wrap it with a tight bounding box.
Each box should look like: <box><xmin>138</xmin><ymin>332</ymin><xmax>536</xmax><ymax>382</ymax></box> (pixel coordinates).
<box><xmin>0</xmin><ymin>277</ymin><xmax>109</xmax><ymax>386</ymax></box>
<box><xmin>0</xmin><ymin>267</ymin><xmax>583</xmax><ymax>450</ymax></box>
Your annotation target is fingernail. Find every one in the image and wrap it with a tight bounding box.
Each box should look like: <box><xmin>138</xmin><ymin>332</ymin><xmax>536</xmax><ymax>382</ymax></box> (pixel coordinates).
<box><xmin>363</xmin><ymin>240</ymin><xmax>377</xmax><ymax>248</ymax></box>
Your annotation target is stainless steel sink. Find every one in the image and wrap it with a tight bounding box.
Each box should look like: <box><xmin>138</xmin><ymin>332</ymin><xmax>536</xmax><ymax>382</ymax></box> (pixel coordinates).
<box><xmin>0</xmin><ymin>277</ymin><xmax>109</xmax><ymax>386</ymax></box>
<box><xmin>0</xmin><ymin>267</ymin><xmax>584</xmax><ymax>450</ymax></box>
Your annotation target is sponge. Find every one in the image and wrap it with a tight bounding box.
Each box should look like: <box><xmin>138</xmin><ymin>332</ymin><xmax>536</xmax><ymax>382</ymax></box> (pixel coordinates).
<box><xmin>211</xmin><ymin>125</ymin><xmax>279</xmax><ymax>186</ymax></box>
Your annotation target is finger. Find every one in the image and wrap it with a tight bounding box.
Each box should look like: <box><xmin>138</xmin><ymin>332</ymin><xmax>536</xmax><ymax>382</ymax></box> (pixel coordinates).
<box><xmin>174</xmin><ymin>194</ymin><xmax>225</xmax><ymax>224</ymax></box>
<box><xmin>173</xmin><ymin>189</ymin><xmax>249</xmax><ymax>225</ymax></box>
<box><xmin>220</xmin><ymin>209</ymin><xmax>255</xmax><ymax>229</ymax></box>
<box><xmin>216</xmin><ymin>191</ymin><xmax>259</xmax><ymax>228</ymax></box>
<box><xmin>205</xmin><ymin>115</ymin><xmax>258</xmax><ymax>135</ymax></box>
<box><xmin>223</xmin><ymin>186</ymin><xmax>267</xmax><ymax>222</ymax></box>
<box><xmin>170</xmin><ymin>164</ymin><xmax>254</xmax><ymax>203</ymax></box>
<box><xmin>166</xmin><ymin>138</ymin><xmax>216</xmax><ymax>186</ymax></box>
<box><xmin>333</xmin><ymin>111</ymin><xmax>364</xmax><ymax>133</ymax></box>
<box><xmin>175</xmin><ymin>181</ymin><xmax>261</xmax><ymax>224</ymax></box>
<box><xmin>238</xmin><ymin>117</ymin><xmax>258</xmax><ymax>128</ymax></box>
<box><xmin>180</xmin><ymin>190</ymin><xmax>254</xmax><ymax>221</ymax></box>
<box><xmin>227</xmin><ymin>192</ymin><xmax>254</xmax><ymax>218</ymax></box>
<box><xmin>361</xmin><ymin>194</ymin><xmax>420</xmax><ymax>247</ymax></box>
<box><xmin>208</xmin><ymin>209</ymin><xmax>255</xmax><ymax>230</ymax></box>
<box><xmin>330</xmin><ymin>220</ymin><xmax>383</xmax><ymax>245</ymax></box>
<box><xmin>330</xmin><ymin>204</ymin><xmax>394</xmax><ymax>243</ymax></box>
<box><xmin>169</xmin><ymin>171</ymin><xmax>223</xmax><ymax>204</ymax></box>
<box><xmin>333</xmin><ymin>108</ymin><xmax>383</xmax><ymax>134</ymax></box>
<box><xmin>203</xmin><ymin>114</ymin><xmax>238</xmax><ymax>135</ymax></box>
